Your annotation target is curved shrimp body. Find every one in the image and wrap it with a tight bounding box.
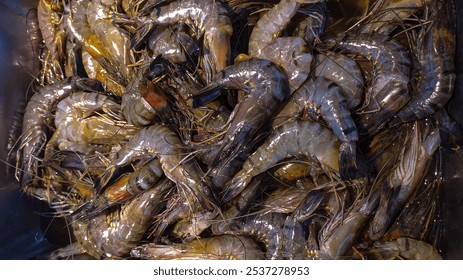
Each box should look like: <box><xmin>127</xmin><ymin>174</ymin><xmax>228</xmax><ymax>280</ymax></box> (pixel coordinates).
<box><xmin>99</xmin><ymin>124</ymin><xmax>217</xmax><ymax>211</ymax></box>
<box><xmin>390</xmin><ymin>0</ymin><xmax>456</xmax><ymax>126</ymax></box>
<box><xmin>54</xmin><ymin>91</ymin><xmax>137</xmax><ymax>154</ymax></box>
<box><xmin>248</xmin><ymin>0</ymin><xmax>318</xmax><ymax>90</ymax></box>
<box><xmin>86</xmin><ymin>0</ymin><xmax>136</xmax><ymax>83</ymax></box>
<box><xmin>73</xmin><ymin>179</ymin><xmax>174</xmax><ymax>258</ymax></box>
<box><xmin>222</xmin><ymin>119</ymin><xmax>340</xmax><ymax>203</ymax></box>
<box><xmin>17</xmin><ymin>77</ymin><xmax>102</xmax><ymax>187</ymax></box>
<box><xmin>131</xmin><ymin>235</ymin><xmax>265</xmax><ymax>260</ymax></box>
<box><xmin>234</xmin><ymin>213</ymin><xmax>291</xmax><ymax>260</ymax></box>
<box><xmin>37</xmin><ymin>0</ymin><xmax>66</xmax><ymax>82</ymax></box>
<box><xmin>327</xmin><ymin>33</ymin><xmax>411</xmax><ymax>134</ymax></box>
<box><xmin>369</xmin><ymin>121</ymin><xmax>441</xmax><ymax>241</ymax></box>
<box><xmin>248</xmin><ymin>0</ymin><xmax>316</xmax><ymax>57</ymax></box>
<box><xmin>137</xmin><ymin>0</ymin><xmax>233</xmax><ymax>82</ymax></box>
<box><xmin>274</xmin><ymin>77</ymin><xmax>358</xmax><ymax>179</ymax></box>
<box><xmin>258</xmin><ymin>37</ymin><xmax>313</xmax><ymax>90</ymax></box>
<box><xmin>64</xmin><ymin>0</ymin><xmax>126</xmax><ymax>86</ymax></box>
<box><xmin>314</xmin><ymin>53</ymin><xmax>364</xmax><ymax>109</ymax></box>
<box><xmin>193</xmin><ymin>58</ymin><xmax>290</xmax><ymax>188</ymax></box>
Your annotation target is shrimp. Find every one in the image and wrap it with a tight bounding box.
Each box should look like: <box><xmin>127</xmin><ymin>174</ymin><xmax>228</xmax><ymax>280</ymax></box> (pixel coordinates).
<box><xmin>81</xmin><ymin>49</ymin><xmax>126</xmax><ymax>97</ymax></box>
<box><xmin>222</xmin><ymin>119</ymin><xmax>340</xmax><ymax>203</ymax></box>
<box><xmin>317</xmin><ymin>187</ymin><xmax>380</xmax><ymax>259</ymax></box>
<box><xmin>37</xmin><ymin>0</ymin><xmax>66</xmax><ymax>83</ymax></box>
<box><xmin>96</xmin><ymin>124</ymin><xmax>217</xmax><ymax>211</ymax></box>
<box><xmin>273</xmin><ymin>77</ymin><xmax>359</xmax><ymax>179</ymax></box>
<box><xmin>86</xmin><ymin>0</ymin><xmax>136</xmax><ymax>82</ymax></box>
<box><xmin>390</xmin><ymin>0</ymin><xmax>456</xmax><ymax>126</ymax></box>
<box><xmin>292</xmin><ymin>0</ymin><xmax>327</xmax><ymax>46</ymax></box>
<box><xmin>369</xmin><ymin>120</ymin><xmax>441</xmax><ymax>241</ymax></box>
<box><xmin>191</xmin><ymin>58</ymin><xmax>291</xmax><ymax>188</ymax></box>
<box><xmin>148</xmin><ymin>25</ymin><xmax>199</xmax><ymax>64</ymax></box>
<box><xmin>248</xmin><ymin>0</ymin><xmax>319</xmax><ymax>90</ymax></box>
<box><xmin>53</xmin><ymin>91</ymin><xmax>137</xmax><ymax>154</ymax></box>
<box><xmin>63</xmin><ymin>0</ymin><xmax>126</xmax><ymax>86</ymax></box>
<box><xmin>325</xmin><ymin>33</ymin><xmax>411</xmax><ymax>135</ymax></box>
<box><xmin>131</xmin><ymin>234</ymin><xmax>265</xmax><ymax>260</ymax></box>
<box><xmin>358</xmin><ymin>0</ymin><xmax>430</xmax><ymax>35</ymax></box>
<box><xmin>367</xmin><ymin>238</ymin><xmax>442</xmax><ymax>260</ymax></box>
<box><xmin>231</xmin><ymin>212</ymin><xmax>302</xmax><ymax>260</ymax></box>
<box><xmin>16</xmin><ymin>77</ymin><xmax>103</xmax><ymax>187</ymax></box>
<box><xmin>72</xmin><ymin>178</ymin><xmax>174</xmax><ymax>259</ymax></box>
<box><xmin>74</xmin><ymin>158</ymin><xmax>165</xmax><ymax>221</ymax></box>
<box><xmin>313</xmin><ymin>53</ymin><xmax>365</xmax><ymax>109</ymax></box>
<box><xmin>135</xmin><ymin>0</ymin><xmax>233</xmax><ymax>82</ymax></box>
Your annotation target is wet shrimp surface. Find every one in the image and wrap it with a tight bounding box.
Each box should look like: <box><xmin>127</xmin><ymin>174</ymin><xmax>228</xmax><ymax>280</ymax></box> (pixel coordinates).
<box><xmin>6</xmin><ymin>0</ymin><xmax>461</xmax><ymax>259</ymax></box>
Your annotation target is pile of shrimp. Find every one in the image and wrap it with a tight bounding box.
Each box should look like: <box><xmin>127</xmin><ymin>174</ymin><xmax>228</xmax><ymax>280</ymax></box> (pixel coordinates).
<box><xmin>11</xmin><ymin>0</ymin><xmax>459</xmax><ymax>259</ymax></box>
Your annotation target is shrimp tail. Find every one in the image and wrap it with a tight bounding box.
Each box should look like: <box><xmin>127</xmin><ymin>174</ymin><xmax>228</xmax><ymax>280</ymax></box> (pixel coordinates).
<box><xmin>190</xmin><ymin>84</ymin><xmax>224</xmax><ymax>108</ymax></box>
<box><xmin>339</xmin><ymin>142</ymin><xmax>357</xmax><ymax>180</ymax></box>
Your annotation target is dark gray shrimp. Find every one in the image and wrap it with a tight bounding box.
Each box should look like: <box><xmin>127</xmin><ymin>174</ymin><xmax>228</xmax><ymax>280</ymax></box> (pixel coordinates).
<box><xmin>131</xmin><ymin>234</ymin><xmax>265</xmax><ymax>260</ymax></box>
<box><xmin>222</xmin><ymin>119</ymin><xmax>340</xmax><ymax>203</ymax></box>
<box><xmin>72</xmin><ymin>178</ymin><xmax>174</xmax><ymax>259</ymax></box>
<box><xmin>390</xmin><ymin>0</ymin><xmax>456</xmax><ymax>126</ymax></box>
<box><xmin>369</xmin><ymin>120</ymin><xmax>441</xmax><ymax>241</ymax></box>
<box><xmin>192</xmin><ymin>58</ymin><xmax>291</xmax><ymax>188</ymax></box>
<box><xmin>96</xmin><ymin>124</ymin><xmax>217</xmax><ymax>211</ymax></box>
<box><xmin>135</xmin><ymin>0</ymin><xmax>233</xmax><ymax>82</ymax></box>
<box><xmin>16</xmin><ymin>77</ymin><xmax>102</xmax><ymax>187</ymax></box>
<box><xmin>325</xmin><ymin>33</ymin><xmax>411</xmax><ymax>135</ymax></box>
<box><xmin>273</xmin><ymin>77</ymin><xmax>358</xmax><ymax>179</ymax></box>
<box><xmin>313</xmin><ymin>53</ymin><xmax>365</xmax><ymax>109</ymax></box>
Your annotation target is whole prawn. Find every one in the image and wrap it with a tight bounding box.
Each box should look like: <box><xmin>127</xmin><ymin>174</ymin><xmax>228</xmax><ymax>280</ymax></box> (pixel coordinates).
<box><xmin>325</xmin><ymin>33</ymin><xmax>411</xmax><ymax>135</ymax></box>
<box><xmin>72</xmin><ymin>178</ymin><xmax>174</xmax><ymax>259</ymax></box>
<box><xmin>16</xmin><ymin>77</ymin><xmax>102</xmax><ymax>187</ymax></box>
<box><xmin>390</xmin><ymin>0</ymin><xmax>456</xmax><ymax>126</ymax></box>
<box><xmin>273</xmin><ymin>77</ymin><xmax>359</xmax><ymax>179</ymax></box>
<box><xmin>192</xmin><ymin>58</ymin><xmax>291</xmax><ymax>188</ymax></box>
<box><xmin>369</xmin><ymin>120</ymin><xmax>441</xmax><ymax>241</ymax></box>
<box><xmin>248</xmin><ymin>0</ymin><xmax>320</xmax><ymax>90</ymax></box>
<box><xmin>135</xmin><ymin>0</ymin><xmax>233</xmax><ymax>82</ymax></box>
<box><xmin>131</xmin><ymin>234</ymin><xmax>265</xmax><ymax>260</ymax></box>
<box><xmin>222</xmin><ymin>119</ymin><xmax>340</xmax><ymax>203</ymax></box>
<box><xmin>96</xmin><ymin>124</ymin><xmax>217</xmax><ymax>211</ymax></box>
